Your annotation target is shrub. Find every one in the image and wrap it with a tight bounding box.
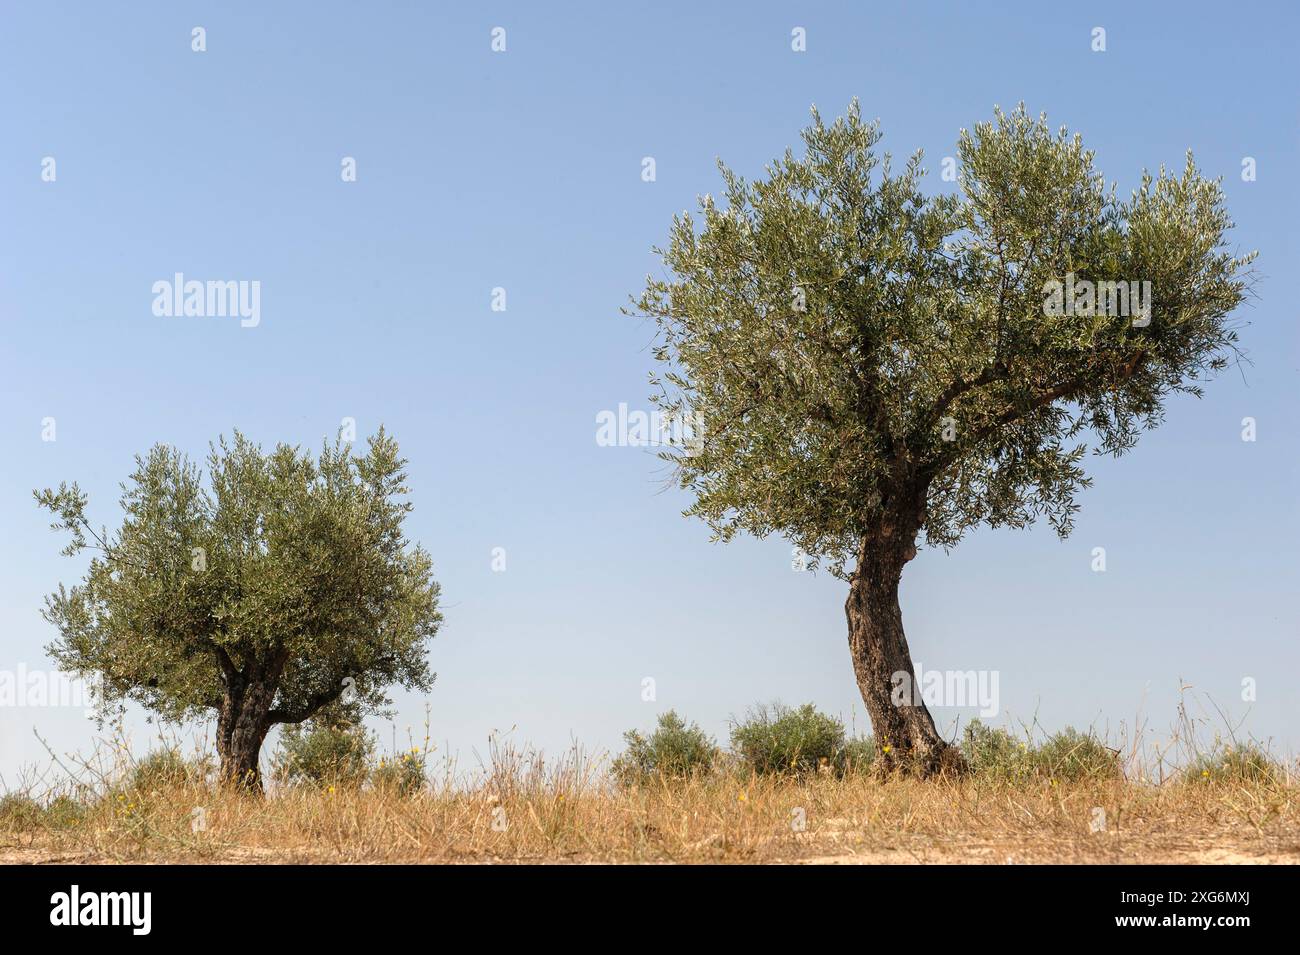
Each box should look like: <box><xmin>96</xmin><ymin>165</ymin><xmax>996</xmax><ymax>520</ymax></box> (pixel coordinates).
<box><xmin>612</xmin><ymin>711</ymin><xmax>717</xmax><ymax>784</ymax></box>
<box><xmin>372</xmin><ymin>748</ymin><xmax>428</xmax><ymax>796</ymax></box>
<box><xmin>0</xmin><ymin>793</ymin><xmax>43</xmax><ymax>831</ymax></box>
<box><xmin>730</xmin><ymin>703</ymin><xmax>847</xmax><ymax>777</ymax></box>
<box><xmin>961</xmin><ymin>720</ymin><xmax>1034</xmax><ymax>780</ymax></box>
<box><xmin>274</xmin><ymin>715</ymin><xmax>374</xmax><ymax>789</ymax></box>
<box><xmin>43</xmin><ymin>795</ymin><xmax>87</xmax><ymax>829</ymax></box>
<box><xmin>1034</xmin><ymin>727</ymin><xmax>1121</xmax><ymax>782</ymax></box>
<box><xmin>129</xmin><ymin>748</ymin><xmax>205</xmax><ymax>792</ymax></box>
<box><xmin>839</xmin><ymin>736</ymin><xmax>877</xmax><ymax>774</ymax></box>
<box><xmin>1186</xmin><ymin>744</ymin><xmax>1280</xmax><ymax>785</ymax></box>
<box><xmin>961</xmin><ymin>721</ymin><xmax>1119</xmax><ymax>782</ymax></box>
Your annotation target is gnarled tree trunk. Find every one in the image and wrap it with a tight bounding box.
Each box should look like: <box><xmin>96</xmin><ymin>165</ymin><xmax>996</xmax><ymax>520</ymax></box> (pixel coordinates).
<box><xmin>214</xmin><ymin>656</ymin><xmax>285</xmax><ymax>793</ymax></box>
<box><xmin>845</xmin><ymin>523</ymin><xmax>965</xmax><ymax>777</ymax></box>
<box><xmin>216</xmin><ymin>704</ymin><xmax>272</xmax><ymax>792</ymax></box>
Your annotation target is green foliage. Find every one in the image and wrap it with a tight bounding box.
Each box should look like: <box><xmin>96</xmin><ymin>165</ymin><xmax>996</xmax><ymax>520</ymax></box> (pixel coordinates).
<box><xmin>962</xmin><ymin>720</ymin><xmax>1120</xmax><ymax>782</ymax></box>
<box><xmin>274</xmin><ymin>713</ymin><xmax>374</xmax><ymax>790</ymax></box>
<box><xmin>632</xmin><ymin>101</ymin><xmax>1254</xmax><ymax>571</ymax></box>
<box><xmin>612</xmin><ymin>710</ymin><xmax>718</xmax><ymax>783</ymax></box>
<box><xmin>1035</xmin><ymin>728</ymin><xmax>1121</xmax><ymax>782</ymax></box>
<box><xmin>371</xmin><ymin>748</ymin><xmax>428</xmax><ymax>796</ymax></box>
<box><xmin>128</xmin><ymin>748</ymin><xmax>209</xmax><ymax>792</ymax></box>
<box><xmin>0</xmin><ymin>792</ymin><xmax>87</xmax><ymax>832</ymax></box>
<box><xmin>730</xmin><ymin>703</ymin><xmax>850</xmax><ymax>777</ymax></box>
<box><xmin>1186</xmin><ymin>744</ymin><xmax>1279</xmax><ymax>785</ymax></box>
<box><xmin>961</xmin><ymin>720</ymin><xmax>1036</xmax><ymax>780</ymax></box>
<box><xmin>43</xmin><ymin>795</ymin><xmax>87</xmax><ymax>829</ymax></box>
<box><xmin>0</xmin><ymin>793</ymin><xmax>43</xmax><ymax>831</ymax></box>
<box><xmin>839</xmin><ymin>736</ymin><xmax>877</xmax><ymax>775</ymax></box>
<box><xmin>35</xmin><ymin>427</ymin><xmax>442</xmax><ymax>778</ymax></box>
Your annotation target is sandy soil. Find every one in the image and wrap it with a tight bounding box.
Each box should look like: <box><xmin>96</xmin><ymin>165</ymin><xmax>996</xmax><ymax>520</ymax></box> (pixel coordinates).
<box><xmin>3</xmin><ymin>838</ymin><xmax>1295</xmax><ymax>865</ymax></box>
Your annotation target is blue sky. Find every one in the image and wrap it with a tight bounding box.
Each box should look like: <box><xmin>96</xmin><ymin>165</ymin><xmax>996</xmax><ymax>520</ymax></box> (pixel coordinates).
<box><xmin>1</xmin><ymin>1</ymin><xmax>1296</xmax><ymax>783</ymax></box>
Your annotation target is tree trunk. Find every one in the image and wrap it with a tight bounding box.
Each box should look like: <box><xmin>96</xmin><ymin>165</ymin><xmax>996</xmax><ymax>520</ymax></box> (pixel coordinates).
<box><xmin>215</xmin><ymin>661</ymin><xmax>282</xmax><ymax>793</ymax></box>
<box><xmin>845</xmin><ymin>531</ymin><xmax>965</xmax><ymax>777</ymax></box>
<box><xmin>217</xmin><ymin>719</ymin><xmax>269</xmax><ymax>792</ymax></box>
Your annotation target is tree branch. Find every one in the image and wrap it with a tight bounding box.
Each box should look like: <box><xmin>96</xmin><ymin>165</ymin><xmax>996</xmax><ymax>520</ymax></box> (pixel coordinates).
<box><xmin>912</xmin><ymin>360</ymin><xmax>1010</xmax><ymax>444</ymax></box>
<box><xmin>267</xmin><ymin>683</ymin><xmax>348</xmax><ymax>725</ymax></box>
<box><xmin>922</xmin><ymin>349</ymin><xmax>1148</xmax><ymax>479</ymax></box>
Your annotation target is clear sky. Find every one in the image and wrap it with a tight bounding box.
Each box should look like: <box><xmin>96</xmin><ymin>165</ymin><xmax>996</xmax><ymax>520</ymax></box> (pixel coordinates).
<box><xmin>2</xmin><ymin>1</ymin><xmax>1296</xmax><ymax>784</ymax></box>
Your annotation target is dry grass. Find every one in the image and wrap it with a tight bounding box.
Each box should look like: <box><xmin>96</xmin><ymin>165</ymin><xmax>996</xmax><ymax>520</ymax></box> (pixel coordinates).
<box><xmin>4</xmin><ymin>761</ymin><xmax>1298</xmax><ymax>865</ymax></box>
<box><xmin>6</xmin><ymin>694</ymin><xmax>1297</xmax><ymax>864</ymax></box>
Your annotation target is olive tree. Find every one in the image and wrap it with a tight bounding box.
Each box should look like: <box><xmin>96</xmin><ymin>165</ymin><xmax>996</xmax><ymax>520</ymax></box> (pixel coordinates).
<box><xmin>631</xmin><ymin>103</ymin><xmax>1253</xmax><ymax>774</ymax></box>
<box><xmin>36</xmin><ymin>428</ymin><xmax>441</xmax><ymax>790</ymax></box>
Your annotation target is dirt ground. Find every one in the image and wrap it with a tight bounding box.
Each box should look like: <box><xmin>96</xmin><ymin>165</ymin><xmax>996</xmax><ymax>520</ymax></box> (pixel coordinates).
<box><xmin>4</xmin><ymin>834</ymin><xmax>1296</xmax><ymax>865</ymax></box>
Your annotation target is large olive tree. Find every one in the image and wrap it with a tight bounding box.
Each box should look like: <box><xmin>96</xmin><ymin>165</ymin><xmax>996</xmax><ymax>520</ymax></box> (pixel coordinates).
<box><xmin>36</xmin><ymin>428</ymin><xmax>441</xmax><ymax>790</ymax></box>
<box><xmin>632</xmin><ymin>103</ymin><xmax>1253</xmax><ymax>774</ymax></box>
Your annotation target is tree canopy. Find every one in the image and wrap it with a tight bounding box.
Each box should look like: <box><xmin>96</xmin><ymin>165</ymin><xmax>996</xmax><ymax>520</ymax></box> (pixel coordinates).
<box><xmin>633</xmin><ymin>102</ymin><xmax>1253</xmax><ymax>574</ymax></box>
<box><xmin>36</xmin><ymin>427</ymin><xmax>441</xmax><ymax>785</ymax></box>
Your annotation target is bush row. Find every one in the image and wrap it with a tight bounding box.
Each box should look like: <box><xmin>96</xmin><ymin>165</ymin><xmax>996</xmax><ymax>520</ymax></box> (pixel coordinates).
<box><xmin>613</xmin><ymin>703</ymin><xmax>876</xmax><ymax>784</ymax></box>
<box><xmin>611</xmin><ymin>708</ymin><xmax>1287</xmax><ymax>786</ymax></box>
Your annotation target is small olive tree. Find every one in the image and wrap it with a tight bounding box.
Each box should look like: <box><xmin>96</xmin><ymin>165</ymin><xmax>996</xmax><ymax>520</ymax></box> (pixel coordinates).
<box><xmin>632</xmin><ymin>103</ymin><xmax>1253</xmax><ymax>774</ymax></box>
<box><xmin>36</xmin><ymin>428</ymin><xmax>441</xmax><ymax>790</ymax></box>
